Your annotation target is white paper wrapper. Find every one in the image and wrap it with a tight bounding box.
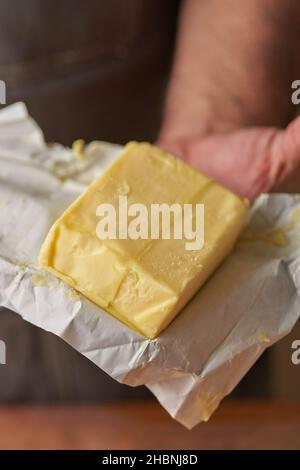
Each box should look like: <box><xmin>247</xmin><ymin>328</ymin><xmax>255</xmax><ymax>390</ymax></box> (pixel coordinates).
<box><xmin>1</xmin><ymin>103</ymin><xmax>300</xmax><ymax>428</ymax></box>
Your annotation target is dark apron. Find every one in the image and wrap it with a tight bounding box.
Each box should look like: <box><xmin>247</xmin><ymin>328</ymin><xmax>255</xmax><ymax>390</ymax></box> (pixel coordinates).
<box><xmin>0</xmin><ymin>0</ymin><xmax>179</xmax><ymax>401</ymax></box>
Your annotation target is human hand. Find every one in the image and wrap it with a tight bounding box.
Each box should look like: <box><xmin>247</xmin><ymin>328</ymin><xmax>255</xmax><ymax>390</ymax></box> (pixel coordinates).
<box><xmin>157</xmin><ymin>0</ymin><xmax>300</xmax><ymax>201</ymax></box>
<box><xmin>157</xmin><ymin>116</ymin><xmax>300</xmax><ymax>201</ymax></box>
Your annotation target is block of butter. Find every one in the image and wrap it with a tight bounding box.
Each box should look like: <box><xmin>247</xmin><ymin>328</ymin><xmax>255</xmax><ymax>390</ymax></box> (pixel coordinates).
<box><xmin>39</xmin><ymin>142</ymin><xmax>248</xmax><ymax>338</ymax></box>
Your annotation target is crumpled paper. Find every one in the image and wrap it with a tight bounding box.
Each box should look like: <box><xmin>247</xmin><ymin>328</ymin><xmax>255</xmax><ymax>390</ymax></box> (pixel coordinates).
<box><xmin>1</xmin><ymin>102</ymin><xmax>300</xmax><ymax>428</ymax></box>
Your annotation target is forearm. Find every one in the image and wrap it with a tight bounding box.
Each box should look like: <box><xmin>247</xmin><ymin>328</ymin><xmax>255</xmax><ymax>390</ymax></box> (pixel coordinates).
<box><xmin>159</xmin><ymin>0</ymin><xmax>300</xmax><ymax>142</ymax></box>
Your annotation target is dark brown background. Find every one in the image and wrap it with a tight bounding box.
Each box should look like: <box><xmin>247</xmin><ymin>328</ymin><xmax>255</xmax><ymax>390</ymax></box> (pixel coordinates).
<box><xmin>0</xmin><ymin>0</ymin><xmax>299</xmax><ymax>405</ymax></box>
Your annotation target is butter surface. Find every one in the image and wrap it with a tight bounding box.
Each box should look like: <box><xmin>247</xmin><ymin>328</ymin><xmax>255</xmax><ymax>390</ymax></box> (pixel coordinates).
<box><xmin>39</xmin><ymin>142</ymin><xmax>248</xmax><ymax>338</ymax></box>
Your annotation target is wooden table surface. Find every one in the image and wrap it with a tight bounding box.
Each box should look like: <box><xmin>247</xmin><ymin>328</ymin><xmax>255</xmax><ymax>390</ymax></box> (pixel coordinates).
<box><xmin>0</xmin><ymin>400</ymin><xmax>299</xmax><ymax>450</ymax></box>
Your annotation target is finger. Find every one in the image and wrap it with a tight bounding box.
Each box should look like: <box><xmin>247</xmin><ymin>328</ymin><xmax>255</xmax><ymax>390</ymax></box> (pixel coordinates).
<box><xmin>179</xmin><ymin>131</ymin><xmax>278</xmax><ymax>200</ymax></box>
<box><xmin>271</xmin><ymin>115</ymin><xmax>300</xmax><ymax>193</ymax></box>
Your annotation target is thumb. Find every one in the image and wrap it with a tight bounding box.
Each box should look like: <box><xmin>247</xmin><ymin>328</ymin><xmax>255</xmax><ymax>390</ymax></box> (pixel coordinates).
<box><xmin>271</xmin><ymin>115</ymin><xmax>300</xmax><ymax>193</ymax></box>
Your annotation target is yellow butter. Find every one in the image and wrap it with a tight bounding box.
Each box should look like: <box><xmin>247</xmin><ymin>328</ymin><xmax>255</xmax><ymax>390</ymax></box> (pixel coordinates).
<box><xmin>39</xmin><ymin>142</ymin><xmax>248</xmax><ymax>338</ymax></box>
